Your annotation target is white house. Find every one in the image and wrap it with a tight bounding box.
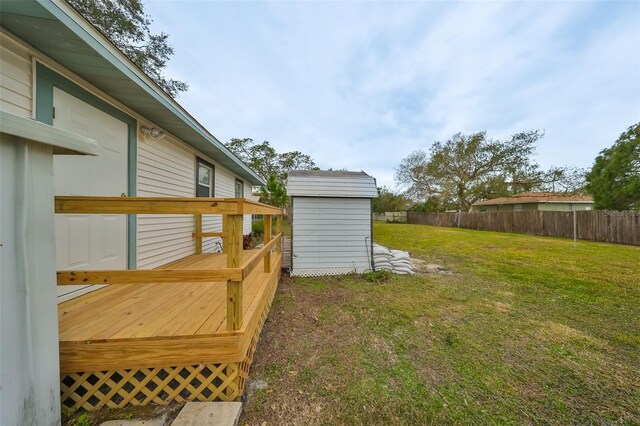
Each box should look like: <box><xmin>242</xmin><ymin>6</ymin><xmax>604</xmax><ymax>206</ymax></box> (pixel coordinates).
<box><xmin>0</xmin><ymin>1</ymin><xmax>265</xmax><ymax>423</ymax></box>
<box><xmin>287</xmin><ymin>170</ymin><xmax>377</xmax><ymax>277</ymax></box>
<box><xmin>0</xmin><ymin>0</ymin><xmax>264</xmax><ymax>302</ymax></box>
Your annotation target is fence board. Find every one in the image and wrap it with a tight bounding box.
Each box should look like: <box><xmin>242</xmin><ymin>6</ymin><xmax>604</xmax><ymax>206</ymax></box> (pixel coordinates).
<box><xmin>406</xmin><ymin>210</ymin><xmax>640</xmax><ymax>246</ymax></box>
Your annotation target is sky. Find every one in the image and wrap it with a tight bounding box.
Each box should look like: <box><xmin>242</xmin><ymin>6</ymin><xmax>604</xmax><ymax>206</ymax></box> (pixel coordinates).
<box><xmin>146</xmin><ymin>0</ymin><xmax>640</xmax><ymax>189</ymax></box>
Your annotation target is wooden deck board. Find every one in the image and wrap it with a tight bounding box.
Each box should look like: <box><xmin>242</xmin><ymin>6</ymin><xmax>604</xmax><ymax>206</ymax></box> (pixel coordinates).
<box><xmin>58</xmin><ymin>251</ymin><xmax>281</xmax><ymax>373</ymax></box>
<box><xmin>199</xmin><ymin>269</ymin><xmax>263</xmax><ymax>335</ymax></box>
<box><xmin>114</xmin><ymin>283</ymin><xmax>210</xmax><ymax>339</ymax></box>
<box><xmin>69</xmin><ymin>284</ymin><xmax>179</xmax><ymax>342</ymax></box>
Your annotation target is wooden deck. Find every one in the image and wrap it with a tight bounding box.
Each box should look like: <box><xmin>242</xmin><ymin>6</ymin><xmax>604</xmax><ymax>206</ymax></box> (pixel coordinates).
<box><xmin>59</xmin><ymin>250</ymin><xmax>281</xmax><ymax>373</ymax></box>
<box><xmin>54</xmin><ymin>196</ymin><xmax>284</xmax><ymax>410</ymax></box>
<box><xmin>58</xmin><ymin>250</ymin><xmax>281</xmax><ymax>410</ymax></box>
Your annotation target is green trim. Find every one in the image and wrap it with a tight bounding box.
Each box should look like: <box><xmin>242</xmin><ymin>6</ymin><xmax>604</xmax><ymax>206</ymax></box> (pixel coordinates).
<box><xmin>35</xmin><ymin>62</ymin><xmax>138</xmax><ymax>269</ymax></box>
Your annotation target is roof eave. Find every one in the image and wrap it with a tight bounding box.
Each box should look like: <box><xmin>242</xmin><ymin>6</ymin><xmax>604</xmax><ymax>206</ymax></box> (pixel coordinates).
<box><xmin>8</xmin><ymin>0</ymin><xmax>265</xmax><ymax>185</ymax></box>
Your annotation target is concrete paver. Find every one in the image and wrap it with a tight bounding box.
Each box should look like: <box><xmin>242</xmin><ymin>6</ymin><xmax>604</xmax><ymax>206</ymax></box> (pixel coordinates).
<box><xmin>171</xmin><ymin>402</ymin><xmax>242</xmax><ymax>426</ymax></box>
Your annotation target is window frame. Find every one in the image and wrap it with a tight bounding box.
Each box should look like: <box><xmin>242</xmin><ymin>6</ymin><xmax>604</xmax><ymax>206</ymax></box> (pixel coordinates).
<box><xmin>195</xmin><ymin>157</ymin><xmax>215</xmax><ymax>197</ymax></box>
<box><xmin>235</xmin><ymin>178</ymin><xmax>244</xmax><ymax>198</ymax></box>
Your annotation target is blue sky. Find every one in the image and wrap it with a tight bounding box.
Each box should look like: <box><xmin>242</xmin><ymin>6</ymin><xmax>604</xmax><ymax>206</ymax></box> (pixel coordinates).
<box><xmin>147</xmin><ymin>1</ymin><xmax>640</xmax><ymax>188</ymax></box>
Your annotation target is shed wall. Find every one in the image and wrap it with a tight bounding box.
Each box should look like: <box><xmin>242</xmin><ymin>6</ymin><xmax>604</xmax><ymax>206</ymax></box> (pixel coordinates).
<box><xmin>291</xmin><ymin>197</ymin><xmax>372</xmax><ymax>277</ymax></box>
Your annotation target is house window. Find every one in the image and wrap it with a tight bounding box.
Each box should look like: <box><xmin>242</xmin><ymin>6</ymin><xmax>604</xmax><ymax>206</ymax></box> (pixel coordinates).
<box><xmin>513</xmin><ymin>204</ymin><xmax>523</xmax><ymax>211</ymax></box>
<box><xmin>235</xmin><ymin>178</ymin><xmax>244</xmax><ymax>198</ymax></box>
<box><xmin>196</xmin><ymin>158</ymin><xmax>214</xmax><ymax>197</ymax></box>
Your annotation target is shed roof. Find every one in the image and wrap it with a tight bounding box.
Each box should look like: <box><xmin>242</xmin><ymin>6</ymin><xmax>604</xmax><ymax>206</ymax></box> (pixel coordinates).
<box><xmin>0</xmin><ymin>0</ymin><xmax>264</xmax><ymax>185</ymax></box>
<box><xmin>473</xmin><ymin>192</ymin><xmax>594</xmax><ymax>206</ymax></box>
<box><xmin>287</xmin><ymin>170</ymin><xmax>377</xmax><ymax>198</ymax></box>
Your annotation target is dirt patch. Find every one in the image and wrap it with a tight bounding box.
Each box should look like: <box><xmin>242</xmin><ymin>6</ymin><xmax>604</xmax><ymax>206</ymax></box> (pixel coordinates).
<box><xmin>241</xmin><ymin>274</ymin><xmax>367</xmax><ymax>425</ymax></box>
<box><xmin>63</xmin><ymin>402</ymin><xmax>184</xmax><ymax>426</ymax></box>
<box><xmin>411</xmin><ymin>258</ymin><xmax>453</xmax><ymax>274</ymax></box>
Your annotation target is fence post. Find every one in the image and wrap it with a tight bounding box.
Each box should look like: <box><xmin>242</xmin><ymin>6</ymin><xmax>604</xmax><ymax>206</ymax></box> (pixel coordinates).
<box><xmin>573</xmin><ymin>210</ymin><xmax>577</xmax><ymax>247</ymax></box>
<box><xmin>226</xmin><ymin>214</ymin><xmax>244</xmax><ymax>330</ymax></box>
<box><xmin>264</xmin><ymin>214</ymin><xmax>272</xmax><ymax>272</ymax></box>
<box><xmin>194</xmin><ymin>214</ymin><xmax>203</xmax><ymax>254</ymax></box>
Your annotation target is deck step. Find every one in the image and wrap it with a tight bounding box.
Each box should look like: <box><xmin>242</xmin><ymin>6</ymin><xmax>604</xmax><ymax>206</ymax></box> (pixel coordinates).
<box><xmin>171</xmin><ymin>402</ymin><xmax>242</xmax><ymax>426</ymax></box>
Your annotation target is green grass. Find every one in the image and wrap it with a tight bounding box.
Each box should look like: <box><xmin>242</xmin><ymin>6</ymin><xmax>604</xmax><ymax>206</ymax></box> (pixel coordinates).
<box><xmin>242</xmin><ymin>224</ymin><xmax>640</xmax><ymax>425</ymax></box>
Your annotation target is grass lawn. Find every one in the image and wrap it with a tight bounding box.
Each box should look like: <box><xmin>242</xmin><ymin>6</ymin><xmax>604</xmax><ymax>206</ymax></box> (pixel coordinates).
<box><xmin>242</xmin><ymin>223</ymin><xmax>640</xmax><ymax>425</ymax></box>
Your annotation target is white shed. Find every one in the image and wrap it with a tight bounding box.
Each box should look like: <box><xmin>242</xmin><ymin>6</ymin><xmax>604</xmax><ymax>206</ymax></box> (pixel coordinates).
<box><xmin>287</xmin><ymin>170</ymin><xmax>377</xmax><ymax>277</ymax></box>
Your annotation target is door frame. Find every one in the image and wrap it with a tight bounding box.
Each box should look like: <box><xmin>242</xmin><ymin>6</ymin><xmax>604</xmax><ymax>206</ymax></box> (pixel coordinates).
<box><xmin>35</xmin><ymin>62</ymin><xmax>138</xmax><ymax>269</ymax></box>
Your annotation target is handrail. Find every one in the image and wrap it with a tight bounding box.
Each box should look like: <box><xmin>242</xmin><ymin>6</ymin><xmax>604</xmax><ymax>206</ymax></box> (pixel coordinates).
<box><xmin>54</xmin><ymin>196</ymin><xmax>282</xmax><ymax>215</ymax></box>
<box><xmin>54</xmin><ymin>195</ymin><xmax>283</xmax><ymax>331</ymax></box>
<box><xmin>242</xmin><ymin>232</ymin><xmax>283</xmax><ymax>279</ymax></box>
<box><xmin>57</xmin><ymin>268</ymin><xmax>243</xmax><ymax>285</ymax></box>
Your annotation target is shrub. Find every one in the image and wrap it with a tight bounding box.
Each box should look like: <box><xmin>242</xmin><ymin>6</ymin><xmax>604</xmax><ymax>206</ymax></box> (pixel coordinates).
<box><xmin>252</xmin><ymin>219</ymin><xmax>264</xmax><ymax>237</ymax></box>
<box><xmin>243</xmin><ymin>233</ymin><xmax>253</xmax><ymax>250</ymax></box>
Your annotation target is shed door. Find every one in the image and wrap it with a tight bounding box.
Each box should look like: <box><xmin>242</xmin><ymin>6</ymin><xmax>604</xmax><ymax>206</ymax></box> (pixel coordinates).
<box><xmin>291</xmin><ymin>197</ymin><xmax>372</xmax><ymax>277</ymax></box>
<box><xmin>53</xmin><ymin>87</ymin><xmax>128</xmax><ymax>302</ymax></box>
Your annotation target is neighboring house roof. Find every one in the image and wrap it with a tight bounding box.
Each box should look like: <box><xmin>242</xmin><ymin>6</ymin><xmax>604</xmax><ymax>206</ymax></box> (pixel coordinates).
<box><xmin>474</xmin><ymin>192</ymin><xmax>594</xmax><ymax>206</ymax></box>
<box><xmin>287</xmin><ymin>170</ymin><xmax>377</xmax><ymax>198</ymax></box>
<box><xmin>0</xmin><ymin>0</ymin><xmax>264</xmax><ymax>185</ymax></box>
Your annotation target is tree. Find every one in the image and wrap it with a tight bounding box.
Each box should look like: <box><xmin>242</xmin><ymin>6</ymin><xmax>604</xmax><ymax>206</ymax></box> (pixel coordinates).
<box><xmin>68</xmin><ymin>0</ymin><xmax>188</xmax><ymax>97</ymax></box>
<box><xmin>372</xmin><ymin>187</ymin><xmax>412</xmax><ymax>213</ymax></box>
<box><xmin>586</xmin><ymin>123</ymin><xmax>640</xmax><ymax>210</ymax></box>
<box><xmin>395</xmin><ymin>130</ymin><xmax>545</xmax><ymax>211</ymax></box>
<box><xmin>259</xmin><ymin>174</ymin><xmax>288</xmax><ymax>208</ymax></box>
<box><xmin>225</xmin><ymin>138</ymin><xmax>317</xmax><ymax>182</ymax></box>
<box><xmin>408</xmin><ymin>196</ymin><xmax>452</xmax><ymax>213</ymax></box>
<box><xmin>541</xmin><ymin>166</ymin><xmax>588</xmax><ymax>194</ymax></box>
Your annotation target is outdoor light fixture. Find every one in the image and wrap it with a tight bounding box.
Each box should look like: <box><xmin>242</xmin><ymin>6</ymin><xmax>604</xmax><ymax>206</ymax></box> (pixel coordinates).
<box><xmin>140</xmin><ymin>126</ymin><xmax>165</xmax><ymax>139</ymax></box>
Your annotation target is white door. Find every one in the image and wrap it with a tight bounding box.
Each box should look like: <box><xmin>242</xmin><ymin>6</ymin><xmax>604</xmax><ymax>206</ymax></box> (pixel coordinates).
<box><xmin>53</xmin><ymin>87</ymin><xmax>129</xmax><ymax>302</ymax></box>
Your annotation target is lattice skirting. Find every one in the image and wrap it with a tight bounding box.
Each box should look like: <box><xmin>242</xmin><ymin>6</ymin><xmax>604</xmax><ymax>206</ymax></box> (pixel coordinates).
<box><xmin>60</xmin><ymin>269</ymin><xmax>280</xmax><ymax>412</ymax></box>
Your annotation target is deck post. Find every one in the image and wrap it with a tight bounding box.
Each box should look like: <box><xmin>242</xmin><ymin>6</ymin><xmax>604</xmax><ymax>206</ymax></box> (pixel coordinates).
<box><xmin>227</xmin><ymin>214</ymin><xmax>244</xmax><ymax>330</ymax></box>
<box><xmin>264</xmin><ymin>214</ymin><xmax>272</xmax><ymax>272</ymax></box>
<box><xmin>276</xmin><ymin>214</ymin><xmax>282</xmax><ymax>253</ymax></box>
<box><xmin>222</xmin><ymin>215</ymin><xmax>228</xmax><ymax>253</ymax></box>
<box><xmin>194</xmin><ymin>214</ymin><xmax>203</xmax><ymax>254</ymax></box>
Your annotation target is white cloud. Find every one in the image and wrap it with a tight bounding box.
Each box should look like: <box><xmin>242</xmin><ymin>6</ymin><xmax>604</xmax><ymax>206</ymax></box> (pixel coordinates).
<box><xmin>148</xmin><ymin>0</ymin><xmax>640</xmax><ymax>189</ymax></box>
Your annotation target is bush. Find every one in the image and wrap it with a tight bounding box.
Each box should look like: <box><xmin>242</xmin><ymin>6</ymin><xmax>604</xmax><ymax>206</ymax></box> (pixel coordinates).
<box><xmin>252</xmin><ymin>219</ymin><xmax>264</xmax><ymax>237</ymax></box>
<box><xmin>243</xmin><ymin>233</ymin><xmax>253</xmax><ymax>250</ymax></box>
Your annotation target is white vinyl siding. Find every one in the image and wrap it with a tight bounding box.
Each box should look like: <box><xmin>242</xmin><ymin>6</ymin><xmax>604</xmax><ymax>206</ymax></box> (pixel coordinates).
<box><xmin>137</xmin><ymin>133</ymin><xmax>254</xmax><ymax>268</ymax></box>
<box><xmin>0</xmin><ymin>32</ymin><xmax>32</xmax><ymax>117</ymax></box>
<box><xmin>202</xmin><ymin>165</ymin><xmax>234</xmax><ymax>254</ymax></box>
<box><xmin>291</xmin><ymin>198</ymin><xmax>372</xmax><ymax>277</ymax></box>
<box><xmin>200</xmin><ymin>167</ymin><xmax>251</xmax><ymax>253</ymax></box>
<box><xmin>137</xmin><ymin>132</ymin><xmax>196</xmax><ymax>269</ymax></box>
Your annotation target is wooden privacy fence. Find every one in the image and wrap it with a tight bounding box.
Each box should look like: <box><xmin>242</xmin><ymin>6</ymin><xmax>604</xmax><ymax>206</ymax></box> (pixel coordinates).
<box><xmin>406</xmin><ymin>210</ymin><xmax>640</xmax><ymax>246</ymax></box>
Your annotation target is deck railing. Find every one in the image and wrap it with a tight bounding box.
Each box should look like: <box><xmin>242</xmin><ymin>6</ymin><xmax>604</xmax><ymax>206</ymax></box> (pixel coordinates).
<box><xmin>54</xmin><ymin>196</ymin><xmax>283</xmax><ymax>331</ymax></box>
